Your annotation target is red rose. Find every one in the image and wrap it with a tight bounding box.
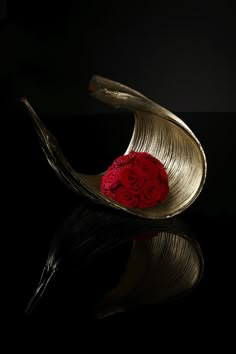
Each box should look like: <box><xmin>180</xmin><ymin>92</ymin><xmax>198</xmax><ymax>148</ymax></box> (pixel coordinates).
<box><xmin>139</xmin><ymin>180</ymin><xmax>161</xmax><ymax>208</ymax></box>
<box><xmin>115</xmin><ymin>186</ymin><xmax>139</xmax><ymax>208</ymax></box>
<box><xmin>134</xmin><ymin>157</ymin><xmax>159</xmax><ymax>179</ymax></box>
<box><xmin>102</xmin><ymin>189</ymin><xmax>115</xmax><ymax>199</ymax></box>
<box><xmin>110</xmin><ymin>153</ymin><xmax>134</xmax><ymax>170</ymax></box>
<box><xmin>119</xmin><ymin>165</ymin><xmax>142</xmax><ymax>191</ymax></box>
<box><xmin>100</xmin><ymin>151</ymin><xmax>169</xmax><ymax>209</ymax></box>
<box><xmin>101</xmin><ymin>169</ymin><xmax>120</xmax><ymax>192</ymax></box>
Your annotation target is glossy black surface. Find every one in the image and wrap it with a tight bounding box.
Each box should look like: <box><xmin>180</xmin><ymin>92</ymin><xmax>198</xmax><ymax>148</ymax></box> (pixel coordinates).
<box><xmin>1</xmin><ymin>107</ymin><xmax>235</xmax><ymax>352</ymax></box>
<box><xmin>1</xmin><ymin>2</ymin><xmax>235</xmax><ymax>351</ymax></box>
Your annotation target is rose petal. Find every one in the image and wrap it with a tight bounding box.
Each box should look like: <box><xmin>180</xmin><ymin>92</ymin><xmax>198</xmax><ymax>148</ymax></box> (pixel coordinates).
<box><xmin>115</xmin><ymin>186</ymin><xmax>139</xmax><ymax>208</ymax></box>
<box><xmin>119</xmin><ymin>165</ymin><xmax>142</xmax><ymax>191</ymax></box>
<box><xmin>100</xmin><ymin>151</ymin><xmax>169</xmax><ymax>209</ymax></box>
<box><xmin>101</xmin><ymin>169</ymin><xmax>120</xmax><ymax>191</ymax></box>
<box><xmin>139</xmin><ymin>180</ymin><xmax>161</xmax><ymax>208</ymax></box>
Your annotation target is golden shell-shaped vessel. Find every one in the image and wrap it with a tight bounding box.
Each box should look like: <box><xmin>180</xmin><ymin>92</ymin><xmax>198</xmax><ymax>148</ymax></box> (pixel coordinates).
<box><xmin>21</xmin><ymin>75</ymin><xmax>207</xmax><ymax>219</ymax></box>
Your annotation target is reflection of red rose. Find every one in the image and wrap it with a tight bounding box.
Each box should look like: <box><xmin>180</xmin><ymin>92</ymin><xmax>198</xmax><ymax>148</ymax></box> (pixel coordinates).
<box><xmin>132</xmin><ymin>231</ymin><xmax>157</xmax><ymax>241</ymax></box>
<box><xmin>100</xmin><ymin>151</ymin><xmax>169</xmax><ymax>209</ymax></box>
<box><xmin>115</xmin><ymin>187</ymin><xmax>139</xmax><ymax>208</ymax></box>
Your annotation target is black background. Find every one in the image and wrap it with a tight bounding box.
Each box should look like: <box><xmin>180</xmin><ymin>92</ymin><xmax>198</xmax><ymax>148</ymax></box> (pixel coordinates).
<box><xmin>1</xmin><ymin>1</ymin><xmax>235</xmax><ymax>352</ymax></box>
<box><xmin>1</xmin><ymin>1</ymin><xmax>236</xmax><ymax>114</ymax></box>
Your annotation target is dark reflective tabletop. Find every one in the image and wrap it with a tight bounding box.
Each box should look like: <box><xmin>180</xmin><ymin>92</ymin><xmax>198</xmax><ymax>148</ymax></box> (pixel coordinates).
<box><xmin>1</xmin><ymin>107</ymin><xmax>235</xmax><ymax>352</ymax></box>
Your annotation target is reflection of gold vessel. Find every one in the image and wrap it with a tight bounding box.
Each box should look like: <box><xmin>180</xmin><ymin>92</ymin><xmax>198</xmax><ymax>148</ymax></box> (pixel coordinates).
<box><xmin>97</xmin><ymin>232</ymin><xmax>204</xmax><ymax>319</ymax></box>
<box><xmin>21</xmin><ymin>75</ymin><xmax>207</xmax><ymax>219</ymax></box>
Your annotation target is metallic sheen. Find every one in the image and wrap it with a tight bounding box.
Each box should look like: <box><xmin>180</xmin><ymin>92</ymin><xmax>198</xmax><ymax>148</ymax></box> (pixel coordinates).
<box><xmin>96</xmin><ymin>231</ymin><xmax>204</xmax><ymax>318</ymax></box>
<box><xmin>21</xmin><ymin>75</ymin><xmax>207</xmax><ymax>219</ymax></box>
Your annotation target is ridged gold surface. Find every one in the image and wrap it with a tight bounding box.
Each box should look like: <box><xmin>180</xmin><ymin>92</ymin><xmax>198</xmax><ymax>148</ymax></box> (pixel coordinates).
<box><xmin>21</xmin><ymin>75</ymin><xmax>207</xmax><ymax>219</ymax></box>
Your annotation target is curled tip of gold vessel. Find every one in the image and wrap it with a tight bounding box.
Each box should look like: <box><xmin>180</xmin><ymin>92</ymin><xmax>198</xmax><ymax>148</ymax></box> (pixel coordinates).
<box><xmin>21</xmin><ymin>75</ymin><xmax>207</xmax><ymax>219</ymax></box>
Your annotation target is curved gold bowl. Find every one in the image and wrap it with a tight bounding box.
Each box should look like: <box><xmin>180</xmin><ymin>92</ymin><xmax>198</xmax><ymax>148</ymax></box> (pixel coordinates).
<box><xmin>21</xmin><ymin>75</ymin><xmax>207</xmax><ymax>219</ymax></box>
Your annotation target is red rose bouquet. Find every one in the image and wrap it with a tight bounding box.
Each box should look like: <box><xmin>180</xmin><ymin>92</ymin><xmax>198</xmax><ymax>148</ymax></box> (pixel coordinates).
<box><xmin>101</xmin><ymin>151</ymin><xmax>169</xmax><ymax>209</ymax></box>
